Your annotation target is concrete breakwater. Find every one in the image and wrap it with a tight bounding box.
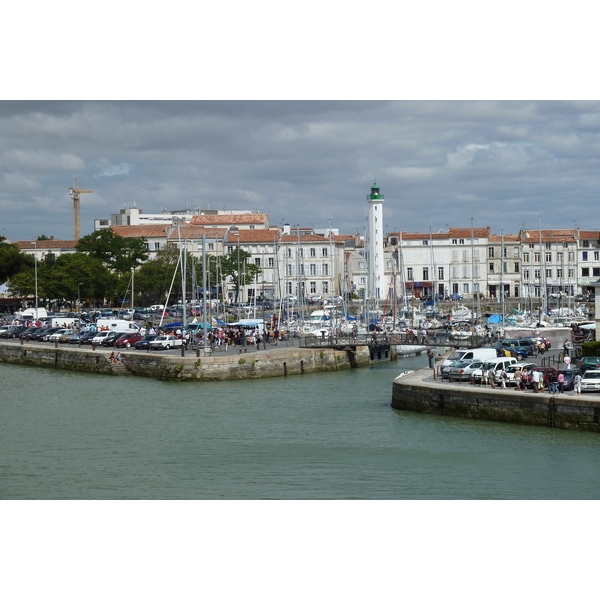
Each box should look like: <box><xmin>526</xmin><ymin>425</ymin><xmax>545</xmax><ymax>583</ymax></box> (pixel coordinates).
<box><xmin>392</xmin><ymin>368</ymin><xmax>600</xmax><ymax>433</ymax></box>
<box><xmin>0</xmin><ymin>341</ymin><xmax>372</xmax><ymax>381</ymax></box>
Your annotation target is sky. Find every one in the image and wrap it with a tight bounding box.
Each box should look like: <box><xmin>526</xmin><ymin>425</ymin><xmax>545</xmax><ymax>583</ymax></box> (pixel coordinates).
<box><xmin>3</xmin><ymin>99</ymin><xmax>600</xmax><ymax>243</ymax></box>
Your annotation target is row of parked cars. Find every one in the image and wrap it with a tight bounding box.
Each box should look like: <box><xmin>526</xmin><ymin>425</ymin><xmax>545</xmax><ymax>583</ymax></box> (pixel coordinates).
<box><xmin>1</xmin><ymin>323</ymin><xmax>186</xmax><ymax>352</ymax></box>
<box><xmin>440</xmin><ymin>345</ymin><xmax>600</xmax><ymax>392</ymax></box>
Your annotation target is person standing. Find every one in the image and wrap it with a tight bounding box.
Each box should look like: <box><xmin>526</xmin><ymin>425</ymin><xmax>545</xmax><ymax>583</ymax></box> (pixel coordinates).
<box><xmin>574</xmin><ymin>372</ymin><xmax>582</xmax><ymax>395</ymax></box>
<box><xmin>531</xmin><ymin>369</ymin><xmax>541</xmax><ymax>393</ymax></box>
<box><xmin>427</xmin><ymin>348</ymin><xmax>435</xmax><ymax>369</ymax></box>
<box><xmin>480</xmin><ymin>365</ymin><xmax>488</xmax><ymax>387</ymax></box>
<box><xmin>557</xmin><ymin>371</ymin><xmax>565</xmax><ymax>393</ymax></box>
<box><xmin>513</xmin><ymin>368</ymin><xmax>522</xmax><ymax>391</ymax></box>
<box><xmin>500</xmin><ymin>367</ymin><xmax>508</xmax><ymax>389</ymax></box>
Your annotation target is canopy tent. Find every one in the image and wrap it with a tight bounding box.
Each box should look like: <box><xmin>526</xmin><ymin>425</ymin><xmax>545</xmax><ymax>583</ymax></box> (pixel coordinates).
<box><xmin>487</xmin><ymin>314</ymin><xmax>503</xmax><ymax>324</ymax></box>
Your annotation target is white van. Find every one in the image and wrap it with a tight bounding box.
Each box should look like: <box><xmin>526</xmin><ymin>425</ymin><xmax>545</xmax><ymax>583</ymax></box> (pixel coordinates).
<box><xmin>441</xmin><ymin>347</ymin><xmax>499</xmax><ymax>369</ymax></box>
<box><xmin>95</xmin><ymin>319</ymin><xmax>140</xmax><ymax>333</ymax></box>
<box><xmin>471</xmin><ymin>356</ymin><xmax>518</xmax><ymax>384</ymax></box>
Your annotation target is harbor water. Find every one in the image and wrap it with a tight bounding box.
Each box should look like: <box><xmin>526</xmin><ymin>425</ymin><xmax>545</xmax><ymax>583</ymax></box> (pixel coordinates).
<box><xmin>2</xmin><ymin>354</ymin><xmax>600</xmax><ymax>499</ymax></box>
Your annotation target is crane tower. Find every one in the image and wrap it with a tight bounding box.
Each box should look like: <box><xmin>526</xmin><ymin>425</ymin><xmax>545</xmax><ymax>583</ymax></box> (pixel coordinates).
<box><xmin>69</xmin><ymin>179</ymin><xmax>93</xmax><ymax>240</ymax></box>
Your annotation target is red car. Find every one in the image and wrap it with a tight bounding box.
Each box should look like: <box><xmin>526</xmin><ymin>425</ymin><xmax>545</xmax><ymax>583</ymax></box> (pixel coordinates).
<box><xmin>114</xmin><ymin>332</ymin><xmax>143</xmax><ymax>348</ymax></box>
<box><xmin>522</xmin><ymin>366</ymin><xmax>558</xmax><ymax>389</ymax></box>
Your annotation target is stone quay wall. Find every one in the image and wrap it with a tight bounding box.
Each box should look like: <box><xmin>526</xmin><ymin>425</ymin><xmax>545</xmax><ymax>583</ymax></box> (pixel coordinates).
<box><xmin>392</xmin><ymin>368</ymin><xmax>600</xmax><ymax>433</ymax></box>
<box><xmin>0</xmin><ymin>341</ymin><xmax>372</xmax><ymax>381</ymax></box>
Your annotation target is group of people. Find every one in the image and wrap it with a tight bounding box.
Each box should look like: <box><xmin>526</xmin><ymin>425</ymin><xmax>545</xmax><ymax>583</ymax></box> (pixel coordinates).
<box><xmin>109</xmin><ymin>351</ymin><xmax>123</xmax><ymax>364</ymax></box>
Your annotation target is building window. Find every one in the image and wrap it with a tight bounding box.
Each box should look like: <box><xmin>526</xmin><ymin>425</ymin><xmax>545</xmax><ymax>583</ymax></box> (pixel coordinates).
<box><xmin>568</xmin><ymin>252</ymin><xmax>575</xmax><ymax>262</ymax></box>
<box><xmin>583</xmin><ymin>240</ymin><xmax>590</xmax><ymax>247</ymax></box>
<box><xmin>514</xmin><ymin>262</ymin><xmax>520</xmax><ymax>273</ymax></box>
<box><xmin>407</xmin><ymin>267</ymin><xmax>413</xmax><ymax>280</ymax></box>
<box><xmin>423</xmin><ymin>267</ymin><xmax>429</xmax><ymax>280</ymax></box>
<box><xmin>459</xmin><ymin>239</ymin><xmax>465</xmax><ymax>245</ymax></box>
<box><xmin>323</xmin><ymin>264</ymin><xmax>329</xmax><ymax>276</ymax></box>
<box><xmin>524</xmin><ymin>269</ymin><xmax>529</xmax><ymax>281</ymax></box>
<box><xmin>286</xmin><ymin>264</ymin><xmax>293</xmax><ymax>276</ymax></box>
<box><xmin>309</xmin><ymin>264</ymin><xmax>317</xmax><ymax>276</ymax></box>
<box><xmin>569</xmin><ymin>267</ymin><xmax>574</xmax><ymax>278</ymax></box>
<box><xmin>359</xmin><ymin>260</ymin><xmax>365</xmax><ymax>269</ymax></box>
<box><xmin>488</xmin><ymin>247</ymin><xmax>494</xmax><ymax>258</ymax></box>
<box><xmin>452</xmin><ymin>239</ymin><xmax>457</xmax><ymax>245</ymax></box>
<box><xmin>582</xmin><ymin>267</ymin><xmax>590</xmax><ymax>277</ymax></box>
<box><xmin>422</xmin><ymin>240</ymin><xmax>428</xmax><ymax>246</ymax></box>
<box><xmin>534</xmin><ymin>269</ymin><xmax>541</xmax><ymax>279</ymax></box>
<box><xmin>438</xmin><ymin>266</ymin><xmax>444</xmax><ymax>280</ymax></box>
<box><xmin>322</xmin><ymin>248</ymin><xmax>328</xmax><ymax>257</ymax></box>
<box><xmin>310</xmin><ymin>248</ymin><xmax>316</xmax><ymax>257</ymax></box>
<box><xmin>557</xmin><ymin>252</ymin><xmax>563</xmax><ymax>262</ymax></box>
<box><xmin>254</xmin><ymin>258</ymin><xmax>261</xmax><ymax>267</ymax></box>
<box><xmin>546</xmin><ymin>268</ymin><xmax>552</xmax><ymax>278</ymax></box>
<box><xmin>523</xmin><ymin>253</ymin><xmax>529</xmax><ymax>263</ymax></box>
<box><xmin>595</xmin><ymin>251</ymin><xmax>600</xmax><ymax>261</ymax></box>
<box><xmin>286</xmin><ymin>248</ymin><xmax>292</xmax><ymax>257</ymax></box>
<box><xmin>310</xmin><ymin>282</ymin><xmax>316</xmax><ymax>294</ymax></box>
<box><xmin>594</xmin><ymin>268</ymin><xmax>600</xmax><ymax>277</ymax></box>
<box><xmin>534</xmin><ymin>252</ymin><xmax>540</xmax><ymax>262</ymax></box>
<box><xmin>268</xmin><ymin>257</ymin><xmax>274</xmax><ymax>268</ymax></box>
<box><xmin>546</xmin><ymin>252</ymin><xmax>552</xmax><ymax>262</ymax></box>
<box><xmin>323</xmin><ymin>282</ymin><xmax>329</xmax><ymax>295</ymax></box>
<box><xmin>513</xmin><ymin>247</ymin><xmax>519</xmax><ymax>258</ymax></box>
<box><xmin>489</xmin><ymin>262</ymin><xmax>494</xmax><ymax>273</ymax></box>
<box><xmin>582</xmin><ymin>251</ymin><xmax>588</xmax><ymax>261</ymax></box>
<box><xmin>503</xmin><ymin>262</ymin><xmax>508</xmax><ymax>274</ymax></box>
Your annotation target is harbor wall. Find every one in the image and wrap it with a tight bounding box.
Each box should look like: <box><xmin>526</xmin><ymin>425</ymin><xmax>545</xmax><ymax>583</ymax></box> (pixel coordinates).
<box><xmin>0</xmin><ymin>341</ymin><xmax>371</xmax><ymax>381</ymax></box>
<box><xmin>392</xmin><ymin>368</ymin><xmax>600</xmax><ymax>433</ymax></box>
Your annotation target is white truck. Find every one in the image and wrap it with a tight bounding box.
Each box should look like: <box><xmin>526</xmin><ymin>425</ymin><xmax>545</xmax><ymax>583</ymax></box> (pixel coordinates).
<box><xmin>48</xmin><ymin>317</ymin><xmax>80</xmax><ymax>328</ymax></box>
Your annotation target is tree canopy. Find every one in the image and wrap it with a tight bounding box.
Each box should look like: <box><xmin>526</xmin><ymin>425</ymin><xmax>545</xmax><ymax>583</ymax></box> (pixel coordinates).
<box><xmin>76</xmin><ymin>228</ymin><xmax>149</xmax><ymax>274</ymax></box>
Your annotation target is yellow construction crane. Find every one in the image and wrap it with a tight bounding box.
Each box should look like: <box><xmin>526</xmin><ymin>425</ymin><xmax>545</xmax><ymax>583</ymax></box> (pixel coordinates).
<box><xmin>69</xmin><ymin>179</ymin><xmax>93</xmax><ymax>240</ymax></box>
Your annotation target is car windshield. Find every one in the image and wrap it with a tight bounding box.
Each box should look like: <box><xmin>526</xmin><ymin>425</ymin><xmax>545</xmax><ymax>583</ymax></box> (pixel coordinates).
<box><xmin>583</xmin><ymin>372</ymin><xmax>600</xmax><ymax>380</ymax></box>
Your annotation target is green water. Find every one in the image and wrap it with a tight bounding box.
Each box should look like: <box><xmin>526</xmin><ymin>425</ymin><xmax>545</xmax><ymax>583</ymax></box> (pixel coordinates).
<box><xmin>2</xmin><ymin>356</ymin><xmax>600</xmax><ymax>499</ymax></box>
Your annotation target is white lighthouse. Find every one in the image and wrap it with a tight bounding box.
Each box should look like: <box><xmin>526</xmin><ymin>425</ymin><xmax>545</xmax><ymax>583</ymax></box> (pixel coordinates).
<box><xmin>366</xmin><ymin>182</ymin><xmax>385</xmax><ymax>302</ymax></box>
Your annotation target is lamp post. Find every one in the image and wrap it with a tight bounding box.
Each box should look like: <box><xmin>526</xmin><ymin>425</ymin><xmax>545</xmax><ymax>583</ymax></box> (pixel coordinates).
<box><xmin>32</xmin><ymin>241</ymin><xmax>38</xmax><ymax>321</ymax></box>
<box><xmin>78</xmin><ymin>282</ymin><xmax>83</xmax><ymax>346</ymax></box>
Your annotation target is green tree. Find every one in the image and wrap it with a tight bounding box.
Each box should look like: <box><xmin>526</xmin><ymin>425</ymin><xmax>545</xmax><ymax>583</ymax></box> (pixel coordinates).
<box><xmin>0</xmin><ymin>240</ymin><xmax>34</xmax><ymax>282</ymax></box>
<box><xmin>76</xmin><ymin>228</ymin><xmax>149</xmax><ymax>274</ymax></box>
<box><xmin>219</xmin><ymin>248</ymin><xmax>261</xmax><ymax>303</ymax></box>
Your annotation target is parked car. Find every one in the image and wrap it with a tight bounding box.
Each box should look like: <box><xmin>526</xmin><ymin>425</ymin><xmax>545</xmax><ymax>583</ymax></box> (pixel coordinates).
<box><xmin>447</xmin><ymin>360</ymin><xmax>484</xmax><ymax>382</ymax></box>
<box><xmin>100</xmin><ymin>331</ymin><xmax>124</xmax><ymax>347</ymax></box>
<box><xmin>581</xmin><ymin>370</ymin><xmax>600</xmax><ymax>392</ymax></box>
<box><xmin>77</xmin><ymin>331</ymin><xmax>99</xmax><ymax>345</ymax></box>
<box><xmin>115</xmin><ymin>332</ymin><xmax>143</xmax><ymax>348</ymax></box>
<box><xmin>39</xmin><ymin>327</ymin><xmax>63</xmax><ymax>341</ymax></box>
<box><xmin>149</xmin><ymin>334</ymin><xmax>183</xmax><ymax>350</ymax></box>
<box><xmin>0</xmin><ymin>325</ymin><xmax>28</xmax><ymax>338</ymax></box>
<box><xmin>503</xmin><ymin>363</ymin><xmax>537</xmax><ymax>386</ymax></box>
<box><xmin>446</xmin><ymin>293</ymin><xmax>463</xmax><ymax>301</ymax></box>
<box><xmin>498</xmin><ymin>339</ymin><xmax>535</xmax><ymax>358</ymax></box>
<box><xmin>557</xmin><ymin>369</ymin><xmax>582</xmax><ymax>391</ymax></box>
<box><xmin>471</xmin><ymin>357</ymin><xmax>518</xmax><ymax>384</ymax></box>
<box><xmin>19</xmin><ymin>326</ymin><xmax>43</xmax><ymax>340</ymax></box>
<box><xmin>522</xmin><ymin>367</ymin><xmax>558</xmax><ymax>389</ymax></box>
<box><xmin>579</xmin><ymin>356</ymin><xmax>600</xmax><ymax>372</ymax></box>
<box><xmin>47</xmin><ymin>328</ymin><xmax>70</xmax><ymax>342</ymax></box>
<box><xmin>135</xmin><ymin>334</ymin><xmax>159</xmax><ymax>350</ymax></box>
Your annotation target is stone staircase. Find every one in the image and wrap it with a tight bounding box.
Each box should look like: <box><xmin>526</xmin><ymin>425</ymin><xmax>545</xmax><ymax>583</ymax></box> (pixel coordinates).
<box><xmin>108</xmin><ymin>359</ymin><xmax>134</xmax><ymax>376</ymax></box>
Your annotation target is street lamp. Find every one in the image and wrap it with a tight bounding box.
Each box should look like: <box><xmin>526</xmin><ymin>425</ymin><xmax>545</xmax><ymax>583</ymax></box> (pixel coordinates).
<box><xmin>32</xmin><ymin>241</ymin><xmax>38</xmax><ymax>321</ymax></box>
<box><xmin>78</xmin><ymin>282</ymin><xmax>83</xmax><ymax>346</ymax></box>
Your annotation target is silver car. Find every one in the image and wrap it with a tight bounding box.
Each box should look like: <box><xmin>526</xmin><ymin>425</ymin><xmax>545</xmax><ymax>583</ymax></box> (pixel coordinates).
<box><xmin>580</xmin><ymin>370</ymin><xmax>600</xmax><ymax>392</ymax></box>
<box><xmin>448</xmin><ymin>360</ymin><xmax>483</xmax><ymax>382</ymax></box>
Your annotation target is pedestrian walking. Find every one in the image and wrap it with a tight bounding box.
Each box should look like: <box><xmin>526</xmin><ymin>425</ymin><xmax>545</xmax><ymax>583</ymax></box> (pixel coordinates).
<box><xmin>531</xmin><ymin>369</ymin><xmax>541</xmax><ymax>393</ymax></box>
<box><xmin>480</xmin><ymin>365</ymin><xmax>488</xmax><ymax>387</ymax></box>
<box><xmin>513</xmin><ymin>367</ymin><xmax>522</xmax><ymax>391</ymax></box>
<box><xmin>574</xmin><ymin>372</ymin><xmax>582</xmax><ymax>395</ymax></box>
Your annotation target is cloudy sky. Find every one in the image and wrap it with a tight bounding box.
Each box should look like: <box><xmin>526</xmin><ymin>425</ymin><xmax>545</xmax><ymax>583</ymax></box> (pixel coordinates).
<box><xmin>2</xmin><ymin>100</ymin><xmax>600</xmax><ymax>243</ymax></box>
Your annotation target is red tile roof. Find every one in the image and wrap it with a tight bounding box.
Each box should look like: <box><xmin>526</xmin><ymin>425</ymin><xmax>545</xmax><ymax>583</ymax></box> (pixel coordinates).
<box><xmin>14</xmin><ymin>240</ymin><xmax>78</xmax><ymax>250</ymax></box>
<box><xmin>189</xmin><ymin>214</ymin><xmax>269</xmax><ymax>227</ymax></box>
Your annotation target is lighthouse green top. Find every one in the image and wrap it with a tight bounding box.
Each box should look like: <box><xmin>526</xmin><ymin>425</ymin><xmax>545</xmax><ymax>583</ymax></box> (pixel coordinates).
<box><xmin>367</xmin><ymin>182</ymin><xmax>384</xmax><ymax>201</ymax></box>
